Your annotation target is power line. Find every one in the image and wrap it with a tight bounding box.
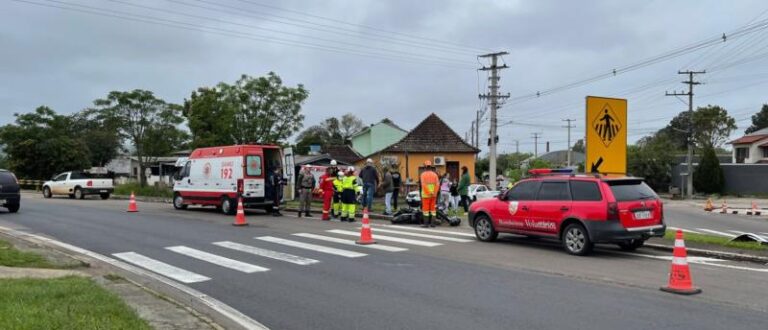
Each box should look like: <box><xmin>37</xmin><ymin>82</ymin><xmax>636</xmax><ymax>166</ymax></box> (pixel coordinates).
<box><xmin>478</xmin><ymin>51</ymin><xmax>510</xmax><ymax>190</ymax></box>
<box><xmin>665</xmin><ymin>70</ymin><xmax>705</xmax><ymax>199</ymax></box>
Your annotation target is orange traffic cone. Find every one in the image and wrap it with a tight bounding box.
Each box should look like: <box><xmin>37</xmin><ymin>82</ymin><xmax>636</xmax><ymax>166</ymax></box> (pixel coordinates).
<box><xmin>355</xmin><ymin>208</ymin><xmax>376</xmax><ymax>245</ymax></box>
<box><xmin>720</xmin><ymin>200</ymin><xmax>728</xmax><ymax>214</ymax></box>
<box><xmin>232</xmin><ymin>197</ymin><xmax>248</xmax><ymax>226</ymax></box>
<box><xmin>704</xmin><ymin>198</ymin><xmax>713</xmax><ymax>212</ymax></box>
<box><xmin>127</xmin><ymin>192</ymin><xmax>138</xmax><ymax>213</ymax></box>
<box><xmin>660</xmin><ymin>230</ymin><xmax>701</xmax><ymax>295</ymax></box>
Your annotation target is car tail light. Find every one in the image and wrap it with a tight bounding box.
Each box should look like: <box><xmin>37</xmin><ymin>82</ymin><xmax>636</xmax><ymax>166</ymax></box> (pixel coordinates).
<box><xmin>237</xmin><ymin>179</ymin><xmax>244</xmax><ymax>194</ymax></box>
<box><xmin>659</xmin><ymin>201</ymin><xmax>664</xmax><ymax>221</ymax></box>
<box><xmin>607</xmin><ymin>202</ymin><xmax>619</xmax><ymax>221</ymax></box>
<box><xmin>87</xmin><ymin>180</ymin><xmax>93</xmax><ymax>187</ymax></box>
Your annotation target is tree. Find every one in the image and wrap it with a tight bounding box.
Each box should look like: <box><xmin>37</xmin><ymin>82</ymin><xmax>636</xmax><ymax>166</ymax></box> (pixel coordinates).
<box><xmin>70</xmin><ymin>108</ymin><xmax>123</xmax><ymax>166</ymax></box>
<box><xmin>627</xmin><ymin>134</ymin><xmax>676</xmax><ymax>191</ymax></box>
<box><xmin>0</xmin><ymin>106</ymin><xmax>91</xmax><ymax>179</ymax></box>
<box><xmin>745</xmin><ymin>104</ymin><xmax>768</xmax><ymax>134</ymax></box>
<box><xmin>658</xmin><ymin>105</ymin><xmax>736</xmax><ymax>150</ymax></box>
<box><xmin>185</xmin><ymin>73</ymin><xmax>308</xmax><ymax>147</ymax></box>
<box><xmin>571</xmin><ymin>139</ymin><xmax>585</xmax><ymax>153</ymax></box>
<box><xmin>294</xmin><ymin>114</ymin><xmax>364</xmax><ymax>154</ymax></box>
<box><xmin>693</xmin><ymin>146</ymin><xmax>725</xmax><ymax>194</ymax></box>
<box><xmin>95</xmin><ymin>90</ymin><xmax>187</xmax><ymax>186</ymax></box>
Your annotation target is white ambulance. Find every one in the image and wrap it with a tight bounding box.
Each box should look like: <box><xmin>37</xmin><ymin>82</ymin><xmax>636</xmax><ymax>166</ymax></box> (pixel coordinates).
<box><xmin>173</xmin><ymin>145</ymin><xmax>285</xmax><ymax>215</ymax></box>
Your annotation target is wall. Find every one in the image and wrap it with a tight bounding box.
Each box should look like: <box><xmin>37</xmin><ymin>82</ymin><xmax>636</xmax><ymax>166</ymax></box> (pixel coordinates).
<box><xmin>350</xmin><ymin>124</ymin><xmax>407</xmax><ymax>157</ymax></box>
<box><xmin>357</xmin><ymin>152</ymin><xmax>477</xmax><ymax>186</ymax></box>
<box><xmin>672</xmin><ymin>163</ymin><xmax>768</xmax><ymax>195</ymax></box>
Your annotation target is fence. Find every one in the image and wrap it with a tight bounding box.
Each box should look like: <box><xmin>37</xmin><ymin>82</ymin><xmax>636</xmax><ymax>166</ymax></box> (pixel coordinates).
<box><xmin>18</xmin><ymin>179</ymin><xmax>44</xmax><ymax>191</ymax></box>
<box><xmin>671</xmin><ymin>164</ymin><xmax>768</xmax><ymax>195</ymax></box>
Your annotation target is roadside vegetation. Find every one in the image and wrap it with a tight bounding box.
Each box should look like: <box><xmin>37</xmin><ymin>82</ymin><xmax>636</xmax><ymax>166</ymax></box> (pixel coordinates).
<box><xmin>664</xmin><ymin>230</ymin><xmax>767</xmax><ymax>251</ymax></box>
<box><xmin>0</xmin><ymin>238</ymin><xmax>150</xmax><ymax>329</ymax></box>
<box><xmin>0</xmin><ymin>276</ymin><xmax>151</xmax><ymax>329</ymax></box>
<box><xmin>114</xmin><ymin>182</ymin><xmax>173</xmax><ymax>198</ymax></box>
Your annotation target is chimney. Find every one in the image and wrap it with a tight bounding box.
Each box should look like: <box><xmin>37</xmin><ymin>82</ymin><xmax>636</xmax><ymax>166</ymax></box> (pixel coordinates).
<box><xmin>546</xmin><ymin>141</ymin><xmax>550</xmax><ymax>153</ymax></box>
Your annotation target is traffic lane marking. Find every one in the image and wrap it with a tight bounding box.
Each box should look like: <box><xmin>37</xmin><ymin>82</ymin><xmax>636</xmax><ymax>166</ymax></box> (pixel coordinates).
<box><xmin>166</xmin><ymin>246</ymin><xmax>269</xmax><ymax>273</ymax></box>
<box><xmin>113</xmin><ymin>251</ymin><xmax>211</xmax><ymax>283</ymax></box>
<box><xmin>376</xmin><ymin>224</ymin><xmax>477</xmax><ymax>237</ymax></box>
<box><xmin>696</xmin><ymin>228</ymin><xmax>737</xmax><ymax>237</ymax></box>
<box><xmin>292</xmin><ymin>233</ymin><xmax>408</xmax><ymax>252</ymax></box>
<box><xmin>213</xmin><ymin>241</ymin><xmax>320</xmax><ymax>265</ymax></box>
<box><xmin>366</xmin><ymin>228</ymin><xmax>474</xmax><ymax>243</ymax></box>
<box><xmin>255</xmin><ymin>236</ymin><xmax>367</xmax><ymax>258</ymax></box>
<box><xmin>667</xmin><ymin>226</ymin><xmax>702</xmax><ymax>234</ymax></box>
<box><xmin>326</xmin><ymin>229</ymin><xmax>444</xmax><ymax>247</ymax></box>
<box><xmin>619</xmin><ymin>252</ymin><xmax>768</xmax><ymax>273</ymax></box>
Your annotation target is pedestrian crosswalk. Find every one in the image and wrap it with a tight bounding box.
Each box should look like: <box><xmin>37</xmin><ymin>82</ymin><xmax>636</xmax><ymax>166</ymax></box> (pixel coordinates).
<box><xmin>112</xmin><ymin>226</ymin><xmax>476</xmax><ymax>283</ymax></box>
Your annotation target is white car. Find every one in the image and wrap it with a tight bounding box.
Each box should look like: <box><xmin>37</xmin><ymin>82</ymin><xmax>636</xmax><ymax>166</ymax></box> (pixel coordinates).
<box><xmin>42</xmin><ymin>171</ymin><xmax>114</xmax><ymax>200</ymax></box>
<box><xmin>469</xmin><ymin>184</ymin><xmax>500</xmax><ymax>201</ymax></box>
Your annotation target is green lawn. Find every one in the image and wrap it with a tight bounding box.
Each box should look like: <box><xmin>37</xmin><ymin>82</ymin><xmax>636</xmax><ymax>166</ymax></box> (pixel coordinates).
<box><xmin>0</xmin><ymin>276</ymin><xmax>151</xmax><ymax>330</ymax></box>
<box><xmin>0</xmin><ymin>239</ymin><xmax>58</xmax><ymax>268</ymax></box>
<box><xmin>114</xmin><ymin>182</ymin><xmax>173</xmax><ymax>198</ymax></box>
<box><xmin>664</xmin><ymin>230</ymin><xmax>767</xmax><ymax>251</ymax></box>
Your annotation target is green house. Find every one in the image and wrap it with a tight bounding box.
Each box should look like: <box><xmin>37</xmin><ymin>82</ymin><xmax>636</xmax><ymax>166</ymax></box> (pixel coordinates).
<box><xmin>350</xmin><ymin>119</ymin><xmax>408</xmax><ymax>157</ymax></box>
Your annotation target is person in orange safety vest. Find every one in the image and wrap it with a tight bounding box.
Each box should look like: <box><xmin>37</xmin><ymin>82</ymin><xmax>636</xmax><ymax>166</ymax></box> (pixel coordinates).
<box><xmin>419</xmin><ymin>160</ymin><xmax>440</xmax><ymax>228</ymax></box>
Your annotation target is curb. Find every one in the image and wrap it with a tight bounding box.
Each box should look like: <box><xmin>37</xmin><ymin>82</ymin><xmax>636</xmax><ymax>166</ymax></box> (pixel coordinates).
<box><xmin>645</xmin><ymin>243</ymin><xmax>768</xmax><ymax>264</ymax></box>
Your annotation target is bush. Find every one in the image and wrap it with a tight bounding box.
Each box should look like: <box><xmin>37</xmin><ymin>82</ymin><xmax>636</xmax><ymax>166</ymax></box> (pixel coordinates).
<box><xmin>693</xmin><ymin>146</ymin><xmax>724</xmax><ymax>194</ymax></box>
<box><xmin>114</xmin><ymin>182</ymin><xmax>173</xmax><ymax>198</ymax></box>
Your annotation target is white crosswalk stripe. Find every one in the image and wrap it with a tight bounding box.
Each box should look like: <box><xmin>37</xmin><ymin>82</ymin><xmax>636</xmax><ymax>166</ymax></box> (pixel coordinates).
<box><xmin>166</xmin><ymin>246</ymin><xmax>269</xmax><ymax>273</ymax></box>
<box><xmin>113</xmin><ymin>251</ymin><xmax>210</xmax><ymax>283</ymax></box>
<box><xmin>212</xmin><ymin>241</ymin><xmax>319</xmax><ymax>266</ymax></box>
<box><xmin>292</xmin><ymin>233</ymin><xmax>408</xmax><ymax>252</ymax></box>
<box><xmin>326</xmin><ymin>229</ymin><xmax>443</xmax><ymax>247</ymax></box>
<box><xmin>728</xmin><ymin>230</ymin><xmax>747</xmax><ymax>235</ymax></box>
<box><xmin>366</xmin><ymin>228</ymin><xmax>474</xmax><ymax>243</ymax></box>
<box><xmin>376</xmin><ymin>224</ymin><xmax>477</xmax><ymax>237</ymax></box>
<box><xmin>667</xmin><ymin>226</ymin><xmax>702</xmax><ymax>234</ymax></box>
<box><xmin>696</xmin><ymin>228</ymin><xmax>737</xmax><ymax>237</ymax></box>
<box><xmin>256</xmin><ymin>236</ymin><xmax>367</xmax><ymax>258</ymax></box>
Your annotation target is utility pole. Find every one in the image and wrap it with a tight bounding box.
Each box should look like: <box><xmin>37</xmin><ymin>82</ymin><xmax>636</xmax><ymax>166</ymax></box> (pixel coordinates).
<box><xmin>562</xmin><ymin>119</ymin><xmax>576</xmax><ymax>167</ymax></box>
<box><xmin>513</xmin><ymin>139</ymin><xmax>519</xmax><ymax>154</ymax></box>
<box><xmin>532</xmin><ymin>133</ymin><xmax>542</xmax><ymax>158</ymax></box>
<box><xmin>478</xmin><ymin>52</ymin><xmax>509</xmax><ymax>190</ymax></box>
<box><xmin>475</xmin><ymin>110</ymin><xmax>481</xmax><ymax>149</ymax></box>
<box><xmin>470</xmin><ymin>120</ymin><xmax>475</xmax><ymax>147</ymax></box>
<box><xmin>666</xmin><ymin>70</ymin><xmax>705</xmax><ymax>199</ymax></box>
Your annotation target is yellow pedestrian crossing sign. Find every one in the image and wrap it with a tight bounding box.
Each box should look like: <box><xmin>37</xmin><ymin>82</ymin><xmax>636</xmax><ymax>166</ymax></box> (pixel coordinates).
<box><xmin>586</xmin><ymin>96</ymin><xmax>627</xmax><ymax>174</ymax></box>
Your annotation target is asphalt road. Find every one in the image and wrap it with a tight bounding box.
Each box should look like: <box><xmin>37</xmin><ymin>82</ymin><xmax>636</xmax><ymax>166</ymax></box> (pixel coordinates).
<box><xmin>663</xmin><ymin>201</ymin><xmax>768</xmax><ymax>238</ymax></box>
<box><xmin>2</xmin><ymin>193</ymin><xmax>767</xmax><ymax>330</ymax></box>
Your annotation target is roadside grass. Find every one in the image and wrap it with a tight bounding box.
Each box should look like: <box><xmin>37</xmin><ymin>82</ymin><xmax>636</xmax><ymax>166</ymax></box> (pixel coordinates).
<box><xmin>114</xmin><ymin>182</ymin><xmax>173</xmax><ymax>198</ymax></box>
<box><xmin>664</xmin><ymin>230</ymin><xmax>767</xmax><ymax>251</ymax></box>
<box><xmin>0</xmin><ymin>276</ymin><xmax>151</xmax><ymax>330</ymax></box>
<box><xmin>0</xmin><ymin>239</ymin><xmax>58</xmax><ymax>268</ymax></box>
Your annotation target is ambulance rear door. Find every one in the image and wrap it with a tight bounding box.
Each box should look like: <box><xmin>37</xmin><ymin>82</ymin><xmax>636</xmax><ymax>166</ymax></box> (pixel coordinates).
<box><xmin>243</xmin><ymin>153</ymin><xmax>266</xmax><ymax>198</ymax></box>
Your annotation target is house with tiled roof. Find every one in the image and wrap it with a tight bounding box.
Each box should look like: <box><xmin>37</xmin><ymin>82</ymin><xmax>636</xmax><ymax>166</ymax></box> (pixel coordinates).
<box><xmin>356</xmin><ymin>113</ymin><xmax>480</xmax><ymax>183</ymax></box>
<box><xmin>728</xmin><ymin>127</ymin><xmax>768</xmax><ymax>163</ymax></box>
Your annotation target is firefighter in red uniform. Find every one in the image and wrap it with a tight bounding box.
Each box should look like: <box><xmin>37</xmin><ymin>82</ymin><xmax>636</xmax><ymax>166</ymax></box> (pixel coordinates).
<box><xmin>318</xmin><ymin>167</ymin><xmax>335</xmax><ymax>220</ymax></box>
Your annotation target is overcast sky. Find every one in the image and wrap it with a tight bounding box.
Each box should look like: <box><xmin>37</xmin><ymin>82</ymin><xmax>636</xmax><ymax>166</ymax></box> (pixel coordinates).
<box><xmin>2</xmin><ymin>0</ymin><xmax>767</xmax><ymax>155</ymax></box>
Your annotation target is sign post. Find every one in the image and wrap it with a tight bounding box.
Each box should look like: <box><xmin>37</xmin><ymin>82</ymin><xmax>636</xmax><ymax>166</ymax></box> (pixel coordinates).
<box><xmin>586</xmin><ymin>96</ymin><xmax>627</xmax><ymax>175</ymax></box>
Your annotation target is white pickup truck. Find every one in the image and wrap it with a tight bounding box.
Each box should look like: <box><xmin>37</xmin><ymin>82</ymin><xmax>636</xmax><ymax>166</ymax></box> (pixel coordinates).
<box><xmin>42</xmin><ymin>171</ymin><xmax>114</xmax><ymax>200</ymax></box>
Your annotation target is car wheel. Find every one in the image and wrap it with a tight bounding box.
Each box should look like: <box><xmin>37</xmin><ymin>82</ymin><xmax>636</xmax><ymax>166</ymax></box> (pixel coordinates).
<box><xmin>474</xmin><ymin>214</ymin><xmax>498</xmax><ymax>242</ymax></box>
<box><xmin>562</xmin><ymin>223</ymin><xmax>593</xmax><ymax>256</ymax></box>
<box><xmin>74</xmin><ymin>188</ymin><xmax>84</xmax><ymax>200</ymax></box>
<box><xmin>100</xmin><ymin>193</ymin><xmax>110</xmax><ymax>200</ymax></box>
<box><xmin>618</xmin><ymin>239</ymin><xmax>645</xmax><ymax>251</ymax></box>
<box><xmin>173</xmin><ymin>193</ymin><xmax>187</xmax><ymax>210</ymax></box>
<box><xmin>43</xmin><ymin>187</ymin><xmax>52</xmax><ymax>198</ymax></box>
<box><xmin>221</xmin><ymin>196</ymin><xmax>235</xmax><ymax>215</ymax></box>
<box><xmin>7</xmin><ymin>204</ymin><xmax>19</xmax><ymax>213</ymax></box>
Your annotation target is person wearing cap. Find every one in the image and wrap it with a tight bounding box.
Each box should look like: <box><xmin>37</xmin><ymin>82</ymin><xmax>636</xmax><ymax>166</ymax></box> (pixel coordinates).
<box><xmin>297</xmin><ymin>165</ymin><xmax>315</xmax><ymax>217</ymax></box>
<box><xmin>419</xmin><ymin>160</ymin><xmax>440</xmax><ymax>227</ymax></box>
<box><xmin>340</xmin><ymin>166</ymin><xmax>361</xmax><ymax>222</ymax></box>
<box><xmin>359</xmin><ymin>158</ymin><xmax>379</xmax><ymax>211</ymax></box>
<box><xmin>319</xmin><ymin>166</ymin><xmax>335</xmax><ymax>220</ymax></box>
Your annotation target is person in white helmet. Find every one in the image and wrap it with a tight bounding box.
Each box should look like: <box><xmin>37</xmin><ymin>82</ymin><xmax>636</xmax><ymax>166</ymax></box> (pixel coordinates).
<box><xmin>340</xmin><ymin>166</ymin><xmax>361</xmax><ymax>222</ymax></box>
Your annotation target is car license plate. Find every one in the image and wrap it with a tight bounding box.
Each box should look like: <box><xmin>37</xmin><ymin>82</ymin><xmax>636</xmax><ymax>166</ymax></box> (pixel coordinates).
<box><xmin>634</xmin><ymin>210</ymin><xmax>652</xmax><ymax>220</ymax></box>
<box><xmin>100</xmin><ymin>190</ymin><xmax>108</xmax><ymax>193</ymax></box>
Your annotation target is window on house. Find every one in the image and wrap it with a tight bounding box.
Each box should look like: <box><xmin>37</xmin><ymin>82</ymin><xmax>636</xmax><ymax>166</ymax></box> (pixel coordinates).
<box><xmin>735</xmin><ymin>148</ymin><xmax>749</xmax><ymax>163</ymax></box>
<box><xmin>762</xmin><ymin>147</ymin><xmax>768</xmax><ymax>158</ymax></box>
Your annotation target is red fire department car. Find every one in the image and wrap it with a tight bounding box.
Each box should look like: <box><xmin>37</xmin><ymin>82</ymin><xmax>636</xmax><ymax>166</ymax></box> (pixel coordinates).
<box><xmin>468</xmin><ymin>169</ymin><xmax>665</xmax><ymax>255</ymax></box>
<box><xmin>173</xmin><ymin>145</ymin><xmax>284</xmax><ymax>215</ymax></box>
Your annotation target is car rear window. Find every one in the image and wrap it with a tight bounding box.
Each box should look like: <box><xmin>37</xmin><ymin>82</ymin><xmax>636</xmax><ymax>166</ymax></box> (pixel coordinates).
<box><xmin>606</xmin><ymin>180</ymin><xmax>657</xmax><ymax>201</ymax></box>
<box><xmin>536</xmin><ymin>181</ymin><xmax>570</xmax><ymax>201</ymax></box>
<box><xmin>570</xmin><ymin>181</ymin><xmax>602</xmax><ymax>201</ymax></box>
